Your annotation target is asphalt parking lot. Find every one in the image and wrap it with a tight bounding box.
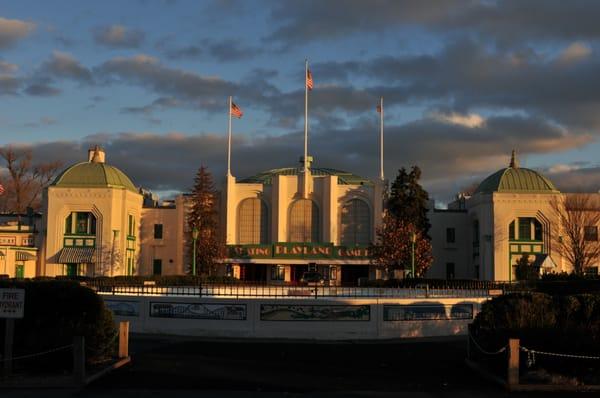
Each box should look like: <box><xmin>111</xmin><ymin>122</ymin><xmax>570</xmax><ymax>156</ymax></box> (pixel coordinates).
<box><xmin>88</xmin><ymin>334</ymin><xmax>494</xmax><ymax>393</ymax></box>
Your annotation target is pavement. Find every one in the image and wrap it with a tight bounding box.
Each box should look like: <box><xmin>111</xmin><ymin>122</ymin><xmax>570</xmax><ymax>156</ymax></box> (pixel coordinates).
<box><xmin>1</xmin><ymin>334</ymin><xmax>590</xmax><ymax>396</ymax></box>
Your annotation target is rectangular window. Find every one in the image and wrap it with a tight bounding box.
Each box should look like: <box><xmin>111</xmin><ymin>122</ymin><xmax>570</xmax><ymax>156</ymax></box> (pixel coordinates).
<box><xmin>270</xmin><ymin>265</ymin><xmax>285</xmax><ymax>281</ymax></box>
<box><xmin>446</xmin><ymin>228</ymin><xmax>456</xmax><ymax>243</ymax></box>
<box><xmin>518</xmin><ymin>218</ymin><xmax>531</xmax><ymax>240</ymax></box>
<box><xmin>446</xmin><ymin>263</ymin><xmax>455</xmax><ymax>280</ymax></box>
<box><xmin>584</xmin><ymin>226</ymin><xmax>598</xmax><ymax>241</ymax></box>
<box><xmin>330</xmin><ymin>266</ymin><xmax>337</xmax><ymax>281</ymax></box>
<box><xmin>65</xmin><ymin>214</ymin><xmax>72</xmax><ymax>234</ymax></box>
<box><xmin>128</xmin><ymin>215</ymin><xmax>135</xmax><ymax>237</ymax></box>
<box><xmin>154</xmin><ymin>224</ymin><xmax>163</xmax><ymax>239</ymax></box>
<box><xmin>153</xmin><ymin>259</ymin><xmax>162</xmax><ymax>275</ymax></box>
<box><xmin>509</xmin><ymin>220</ymin><xmax>515</xmax><ymax>240</ymax></box>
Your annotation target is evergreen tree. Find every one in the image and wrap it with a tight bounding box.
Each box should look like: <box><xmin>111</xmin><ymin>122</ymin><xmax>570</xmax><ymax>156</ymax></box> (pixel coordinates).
<box><xmin>387</xmin><ymin>166</ymin><xmax>431</xmax><ymax>238</ymax></box>
<box><xmin>187</xmin><ymin>165</ymin><xmax>224</xmax><ymax>276</ymax></box>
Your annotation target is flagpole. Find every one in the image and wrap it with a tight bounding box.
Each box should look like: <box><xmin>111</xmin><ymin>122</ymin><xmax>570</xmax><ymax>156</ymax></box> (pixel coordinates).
<box><xmin>380</xmin><ymin>96</ymin><xmax>384</xmax><ymax>181</ymax></box>
<box><xmin>227</xmin><ymin>95</ymin><xmax>232</xmax><ymax>176</ymax></box>
<box><xmin>304</xmin><ymin>59</ymin><xmax>308</xmax><ymax>174</ymax></box>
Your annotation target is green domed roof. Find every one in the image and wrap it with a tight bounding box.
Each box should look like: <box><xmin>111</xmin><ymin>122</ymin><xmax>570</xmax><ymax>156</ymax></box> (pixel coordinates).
<box><xmin>474</xmin><ymin>151</ymin><xmax>558</xmax><ymax>194</ymax></box>
<box><xmin>52</xmin><ymin>156</ymin><xmax>137</xmax><ymax>193</ymax></box>
<box><xmin>239</xmin><ymin>166</ymin><xmax>372</xmax><ymax>185</ymax></box>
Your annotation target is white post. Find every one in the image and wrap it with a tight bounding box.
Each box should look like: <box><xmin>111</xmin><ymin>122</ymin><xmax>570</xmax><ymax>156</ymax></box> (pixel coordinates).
<box><xmin>304</xmin><ymin>59</ymin><xmax>309</xmax><ymax>174</ymax></box>
<box><xmin>227</xmin><ymin>95</ymin><xmax>232</xmax><ymax>176</ymax></box>
<box><xmin>379</xmin><ymin>96</ymin><xmax>384</xmax><ymax>181</ymax></box>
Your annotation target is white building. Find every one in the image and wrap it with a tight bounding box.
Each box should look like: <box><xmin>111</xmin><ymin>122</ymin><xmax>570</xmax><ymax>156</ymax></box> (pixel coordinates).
<box><xmin>427</xmin><ymin>152</ymin><xmax>577</xmax><ymax>281</ymax></box>
<box><xmin>222</xmin><ymin>156</ymin><xmax>385</xmax><ymax>284</ymax></box>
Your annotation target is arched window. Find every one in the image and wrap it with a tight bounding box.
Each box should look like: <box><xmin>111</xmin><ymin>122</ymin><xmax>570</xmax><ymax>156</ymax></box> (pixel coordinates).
<box><xmin>340</xmin><ymin>199</ymin><xmax>371</xmax><ymax>245</ymax></box>
<box><xmin>238</xmin><ymin>198</ymin><xmax>268</xmax><ymax>244</ymax></box>
<box><xmin>289</xmin><ymin>199</ymin><xmax>319</xmax><ymax>242</ymax></box>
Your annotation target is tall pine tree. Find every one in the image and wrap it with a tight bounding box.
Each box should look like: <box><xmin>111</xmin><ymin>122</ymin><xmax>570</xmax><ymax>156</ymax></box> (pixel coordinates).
<box><xmin>187</xmin><ymin>165</ymin><xmax>224</xmax><ymax>276</ymax></box>
<box><xmin>387</xmin><ymin>166</ymin><xmax>431</xmax><ymax>238</ymax></box>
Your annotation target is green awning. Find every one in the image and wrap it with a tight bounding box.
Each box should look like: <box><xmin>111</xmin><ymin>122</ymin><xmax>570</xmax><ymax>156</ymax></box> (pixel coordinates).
<box><xmin>15</xmin><ymin>251</ymin><xmax>36</xmax><ymax>261</ymax></box>
<box><xmin>58</xmin><ymin>247</ymin><xmax>96</xmax><ymax>264</ymax></box>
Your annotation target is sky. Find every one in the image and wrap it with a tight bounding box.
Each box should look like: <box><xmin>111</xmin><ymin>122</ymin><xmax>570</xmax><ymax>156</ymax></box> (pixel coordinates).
<box><xmin>1</xmin><ymin>0</ymin><xmax>600</xmax><ymax>204</ymax></box>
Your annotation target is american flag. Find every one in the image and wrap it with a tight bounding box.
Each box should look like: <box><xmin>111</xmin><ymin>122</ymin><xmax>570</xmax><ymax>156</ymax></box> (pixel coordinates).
<box><xmin>0</xmin><ymin>184</ymin><xmax>4</xmax><ymax>196</ymax></box>
<box><xmin>230</xmin><ymin>102</ymin><xmax>243</xmax><ymax>118</ymax></box>
<box><xmin>306</xmin><ymin>68</ymin><xmax>313</xmax><ymax>91</ymax></box>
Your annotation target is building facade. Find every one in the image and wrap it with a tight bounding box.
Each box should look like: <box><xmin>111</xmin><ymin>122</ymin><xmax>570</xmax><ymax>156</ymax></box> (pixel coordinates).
<box><xmin>42</xmin><ymin>147</ymin><xmax>143</xmax><ymax>277</ymax></box>
<box><xmin>222</xmin><ymin>157</ymin><xmax>385</xmax><ymax>284</ymax></box>
<box><xmin>427</xmin><ymin>152</ymin><xmax>581</xmax><ymax>281</ymax></box>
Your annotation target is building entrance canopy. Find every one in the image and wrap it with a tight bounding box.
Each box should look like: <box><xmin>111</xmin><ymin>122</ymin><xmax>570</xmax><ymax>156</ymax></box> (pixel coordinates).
<box><xmin>57</xmin><ymin>247</ymin><xmax>96</xmax><ymax>263</ymax></box>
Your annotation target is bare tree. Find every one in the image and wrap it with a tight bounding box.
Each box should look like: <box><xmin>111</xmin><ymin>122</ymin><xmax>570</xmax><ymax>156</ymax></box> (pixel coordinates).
<box><xmin>0</xmin><ymin>147</ymin><xmax>62</xmax><ymax>213</ymax></box>
<box><xmin>551</xmin><ymin>194</ymin><xmax>600</xmax><ymax>275</ymax></box>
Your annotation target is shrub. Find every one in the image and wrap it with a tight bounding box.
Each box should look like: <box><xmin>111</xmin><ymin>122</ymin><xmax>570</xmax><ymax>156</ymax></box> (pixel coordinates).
<box><xmin>472</xmin><ymin>292</ymin><xmax>600</xmax><ymax>362</ymax></box>
<box><xmin>0</xmin><ymin>280</ymin><xmax>116</xmax><ymax>372</ymax></box>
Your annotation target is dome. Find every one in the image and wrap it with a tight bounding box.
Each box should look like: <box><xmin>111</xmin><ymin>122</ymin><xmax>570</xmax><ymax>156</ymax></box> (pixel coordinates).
<box><xmin>474</xmin><ymin>151</ymin><xmax>558</xmax><ymax>194</ymax></box>
<box><xmin>239</xmin><ymin>166</ymin><xmax>372</xmax><ymax>186</ymax></box>
<box><xmin>51</xmin><ymin>147</ymin><xmax>138</xmax><ymax>193</ymax></box>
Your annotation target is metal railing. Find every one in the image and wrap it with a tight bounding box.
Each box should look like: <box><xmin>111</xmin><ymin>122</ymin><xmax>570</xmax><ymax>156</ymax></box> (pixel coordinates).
<box><xmin>92</xmin><ymin>283</ymin><xmax>492</xmax><ymax>298</ymax></box>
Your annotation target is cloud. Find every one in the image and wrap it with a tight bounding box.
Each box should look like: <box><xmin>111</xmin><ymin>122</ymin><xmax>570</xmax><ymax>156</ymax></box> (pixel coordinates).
<box><xmin>430</xmin><ymin>111</ymin><xmax>485</xmax><ymax>128</ymax></box>
<box><xmin>24</xmin><ymin>116</ymin><xmax>58</xmax><ymax>128</ymax></box>
<box><xmin>39</xmin><ymin>51</ymin><xmax>93</xmax><ymax>83</ymax></box>
<box><xmin>24</xmin><ymin>81</ymin><xmax>61</xmax><ymax>96</ymax></box>
<box><xmin>0</xmin><ymin>60</ymin><xmax>17</xmax><ymax>73</ymax></box>
<box><xmin>264</xmin><ymin>1</ymin><xmax>600</xmax><ymax>48</ymax></box>
<box><xmin>556</xmin><ymin>42</ymin><xmax>592</xmax><ymax>65</ymax></box>
<box><xmin>0</xmin><ymin>17</ymin><xmax>35</xmax><ymax>49</ymax></box>
<box><xmin>164</xmin><ymin>45</ymin><xmax>203</xmax><ymax>60</ymax></box>
<box><xmin>5</xmin><ymin>111</ymin><xmax>590</xmax><ymax>202</ymax></box>
<box><xmin>92</xmin><ymin>25</ymin><xmax>145</xmax><ymax>48</ymax></box>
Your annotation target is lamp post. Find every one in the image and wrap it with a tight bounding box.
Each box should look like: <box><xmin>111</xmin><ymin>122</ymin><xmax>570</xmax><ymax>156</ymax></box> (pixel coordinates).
<box><xmin>192</xmin><ymin>226</ymin><xmax>199</xmax><ymax>276</ymax></box>
<box><xmin>411</xmin><ymin>231</ymin><xmax>416</xmax><ymax>278</ymax></box>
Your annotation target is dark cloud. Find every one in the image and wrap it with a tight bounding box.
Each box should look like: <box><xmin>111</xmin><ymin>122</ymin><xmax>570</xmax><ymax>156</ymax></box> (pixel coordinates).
<box><xmin>96</xmin><ymin>54</ymin><xmax>238</xmax><ymax>109</ymax></box>
<box><xmin>92</xmin><ymin>25</ymin><xmax>145</xmax><ymax>48</ymax></box>
<box><xmin>264</xmin><ymin>0</ymin><xmax>600</xmax><ymax>48</ymax></box>
<box><xmin>0</xmin><ymin>17</ymin><xmax>35</xmax><ymax>49</ymax></box>
<box><xmin>24</xmin><ymin>82</ymin><xmax>61</xmax><ymax>96</ymax></box>
<box><xmin>39</xmin><ymin>51</ymin><xmax>93</xmax><ymax>83</ymax></box>
<box><xmin>8</xmin><ymin>111</ymin><xmax>589</xmax><ymax>202</ymax></box>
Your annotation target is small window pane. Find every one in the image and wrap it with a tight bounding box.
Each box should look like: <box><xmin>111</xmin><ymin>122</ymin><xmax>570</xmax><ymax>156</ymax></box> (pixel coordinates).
<box><xmin>446</xmin><ymin>228</ymin><xmax>456</xmax><ymax>243</ymax></box>
<box><xmin>154</xmin><ymin>224</ymin><xmax>163</xmax><ymax>239</ymax></box>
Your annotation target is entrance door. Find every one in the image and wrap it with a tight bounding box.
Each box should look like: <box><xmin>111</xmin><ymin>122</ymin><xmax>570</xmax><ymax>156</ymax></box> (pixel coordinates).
<box><xmin>15</xmin><ymin>263</ymin><xmax>24</xmax><ymax>278</ymax></box>
<box><xmin>66</xmin><ymin>263</ymin><xmax>78</xmax><ymax>277</ymax></box>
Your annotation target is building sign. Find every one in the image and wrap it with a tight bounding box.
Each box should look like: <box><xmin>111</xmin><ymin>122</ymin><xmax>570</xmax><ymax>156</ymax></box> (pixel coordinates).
<box><xmin>0</xmin><ymin>289</ymin><xmax>25</xmax><ymax>319</ymax></box>
<box><xmin>383</xmin><ymin>304</ymin><xmax>473</xmax><ymax>321</ymax></box>
<box><xmin>260</xmin><ymin>304</ymin><xmax>370</xmax><ymax>321</ymax></box>
<box><xmin>105</xmin><ymin>299</ymin><xmax>140</xmax><ymax>317</ymax></box>
<box><xmin>149</xmin><ymin>302</ymin><xmax>246</xmax><ymax>320</ymax></box>
<box><xmin>228</xmin><ymin>243</ymin><xmax>370</xmax><ymax>260</ymax></box>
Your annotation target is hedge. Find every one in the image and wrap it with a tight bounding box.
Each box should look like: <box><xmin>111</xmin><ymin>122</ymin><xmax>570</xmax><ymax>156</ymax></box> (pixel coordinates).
<box><xmin>471</xmin><ymin>292</ymin><xmax>600</xmax><ymax>376</ymax></box>
<box><xmin>0</xmin><ymin>280</ymin><xmax>116</xmax><ymax>373</ymax></box>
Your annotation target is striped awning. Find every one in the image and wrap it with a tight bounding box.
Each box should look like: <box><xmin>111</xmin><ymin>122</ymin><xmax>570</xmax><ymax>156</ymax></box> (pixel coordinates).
<box><xmin>58</xmin><ymin>247</ymin><xmax>96</xmax><ymax>264</ymax></box>
<box><xmin>15</xmin><ymin>251</ymin><xmax>36</xmax><ymax>261</ymax></box>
